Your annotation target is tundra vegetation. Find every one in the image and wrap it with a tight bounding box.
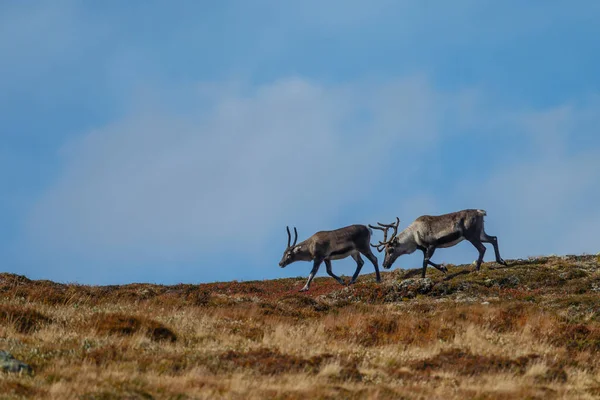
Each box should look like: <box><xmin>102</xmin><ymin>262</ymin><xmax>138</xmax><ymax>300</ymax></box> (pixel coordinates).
<box><xmin>1</xmin><ymin>254</ymin><xmax>600</xmax><ymax>399</ymax></box>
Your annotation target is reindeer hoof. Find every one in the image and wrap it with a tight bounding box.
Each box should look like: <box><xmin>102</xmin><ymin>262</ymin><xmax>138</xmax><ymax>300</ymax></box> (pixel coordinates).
<box><xmin>299</xmin><ymin>287</ymin><xmax>309</xmax><ymax>292</ymax></box>
<box><xmin>498</xmin><ymin>259</ymin><xmax>507</xmax><ymax>266</ymax></box>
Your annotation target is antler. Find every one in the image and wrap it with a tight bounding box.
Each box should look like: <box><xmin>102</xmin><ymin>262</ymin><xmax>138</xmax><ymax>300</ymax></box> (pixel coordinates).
<box><xmin>368</xmin><ymin>217</ymin><xmax>400</xmax><ymax>252</ymax></box>
<box><xmin>368</xmin><ymin>224</ymin><xmax>389</xmax><ymax>252</ymax></box>
<box><xmin>377</xmin><ymin>217</ymin><xmax>400</xmax><ymax>241</ymax></box>
<box><xmin>286</xmin><ymin>226</ymin><xmax>298</xmax><ymax>248</ymax></box>
<box><xmin>370</xmin><ymin>242</ymin><xmax>386</xmax><ymax>252</ymax></box>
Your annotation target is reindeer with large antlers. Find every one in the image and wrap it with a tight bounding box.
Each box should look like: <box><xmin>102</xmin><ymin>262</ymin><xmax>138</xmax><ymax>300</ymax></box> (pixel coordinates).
<box><xmin>279</xmin><ymin>224</ymin><xmax>381</xmax><ymax>292</ymax></box>
<box><xmin>370</xmin><ymin>209</ymin><xmax>507</xmax><ymax>278</ymax></box>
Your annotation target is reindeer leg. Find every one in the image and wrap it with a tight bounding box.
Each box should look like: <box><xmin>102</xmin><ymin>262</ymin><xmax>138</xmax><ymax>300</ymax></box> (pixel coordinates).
<box><xmin>468</xmin><ymin>239</ymin><xmax>487</xmax><ymax>271</ymax></box>
<box><xmin>362</xmin><ymin>249</ymin><xmax>381</xmax><ymax>283</ymax></box>
<box><xmin>349</xmin><ymin>253</ymin><xmax>365</xmax><ymax>285</ymax></box>
<box><xmin>420</xmin><ymin>244</ymin><xmax>446</xmax><ymax>273</ymax></box>
<box><xmin>428</xmin><ymin>259</ymin><xmax>448</xmax><ymax>274</ymax></box>
<box><xmin>480</xmin><ymin>232</ymin><xmax>506</xmax><ymax>265</ymax></box>
<box><xmin>325</xmin><ymin>259</ymin><xmax>346</xmax><ymax>286</ymax></box>
<box><xmin>300</xmin><ymin>258</ymin><xmax>323</xmax><ymax>292</ymax></box>
<box><xmin>421</xmin><ymin>246</ymin><xmax>436</xmax><ymax>278</ymax></box>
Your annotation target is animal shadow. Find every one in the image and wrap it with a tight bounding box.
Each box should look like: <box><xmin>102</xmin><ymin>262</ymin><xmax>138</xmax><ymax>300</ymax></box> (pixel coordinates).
<box><xmin>442</xmin><ymin>269</ymin><xmax>471</xmax><ymax>281</ymax></box>
<box><xmin>399</xmin><ymin>267</ymin><xmax>472</xmax><ymax>281</ymax></box>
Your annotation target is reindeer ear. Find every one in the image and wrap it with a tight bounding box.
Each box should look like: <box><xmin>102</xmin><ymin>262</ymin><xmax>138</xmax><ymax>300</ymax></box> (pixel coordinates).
<box><xmin>293</xmin><ymin>246</ymin><xmax>302</xmax><ymax>253</ymax></box>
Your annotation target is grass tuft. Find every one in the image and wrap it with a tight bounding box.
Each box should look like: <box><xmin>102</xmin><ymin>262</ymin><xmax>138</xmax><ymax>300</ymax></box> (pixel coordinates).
<box><xmin>411</xmin><ymin>348</ymin><xmax>540</xmax><ymax>376</ymax></box>
<box><xmin>0</xmin><ymin>305</ymin><xmax>51</xmax><ymax>333</ymax></box>
<box><xmin>90</xmin><ymin>313</ymin><xmax>177</xmax><ymax>342</ymax></box>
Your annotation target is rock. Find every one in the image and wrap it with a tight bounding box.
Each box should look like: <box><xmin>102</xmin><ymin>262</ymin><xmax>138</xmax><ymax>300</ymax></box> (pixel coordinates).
<box><xmin>0</xmin><ymin>351</ymin><xmax>33</xmax><ymax>375</ymax></box>
<box><xmin>397</xmin><ymin>278</ymin><xmax>434</xmax><ymax>298</ymax></box>
<box><xmin>455</xmin><ymin>295</ymin><xmax>478</xmax><ymax>303</ymax></box>
<box><xmin>483</xmin><ymin>278</ymin><xmax>497</xmax><ymax>288</ymax></box>
<box><xmin>498</xmin><ymin>275</ymin><xmax>520</xmax><ymax>288</ymax></box>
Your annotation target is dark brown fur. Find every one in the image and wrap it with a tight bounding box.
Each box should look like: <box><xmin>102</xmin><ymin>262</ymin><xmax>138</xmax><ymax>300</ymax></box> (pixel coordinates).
<box><xmin>279</xmin><ymin>225</ymin><xmax>380</xmax><ymax>292</ymax></box>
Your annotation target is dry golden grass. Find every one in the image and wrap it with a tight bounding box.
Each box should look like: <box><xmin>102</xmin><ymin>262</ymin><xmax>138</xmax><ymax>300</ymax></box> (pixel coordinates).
<box><xmin>1</xmin><ymin>255</ymin><xmax>600</xmax><ymax>399</ymax></box>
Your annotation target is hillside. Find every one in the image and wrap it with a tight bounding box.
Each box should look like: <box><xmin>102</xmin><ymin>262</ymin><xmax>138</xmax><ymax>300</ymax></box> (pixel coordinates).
<box><xmin>1</xmin><ymin>255</ymin><xmax>600</xmax><ymax>399</ymax></box>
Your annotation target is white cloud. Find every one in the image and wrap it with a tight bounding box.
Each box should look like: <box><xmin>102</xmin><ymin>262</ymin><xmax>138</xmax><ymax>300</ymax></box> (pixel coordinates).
<box><xmin>4</xmin><ymin>1</ymin><xmax>600</xmax><ymax>284</ymax></box>
<box><xmin>452</xmin><ymin>101</ymin><xmax>600</xmax><ymax>258</ymax></box>
<box><xmin>24</xmin><ymin>76</ymin><xmax>456</xmax><ymax>271</ymax></box>
<box><xmin>340</xmin><ymin>95</ymin><xmax>600</xmax><ymax>267</ymax></box>
<box><xmin>22</xmin><ymin>74</ymin><xmax>600</xmax><ymax>283</ymax></box>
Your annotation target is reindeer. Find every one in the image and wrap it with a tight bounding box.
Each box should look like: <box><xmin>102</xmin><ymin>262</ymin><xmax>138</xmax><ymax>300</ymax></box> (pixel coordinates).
<box><xmin>279</xmin><ymin>225</ymin><xmax>381</xmax><ymax>292</ymax></box>
<box><xmin>370</xmin><ymin>209</ymin><xmax>506</xmax><ymax>278</ymax></box>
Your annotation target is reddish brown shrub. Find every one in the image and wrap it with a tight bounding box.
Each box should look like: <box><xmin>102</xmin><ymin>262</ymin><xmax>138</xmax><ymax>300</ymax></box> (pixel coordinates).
<box><xmin>438</xmin><ymin>327</ymin><xmax>456</xmax><ymax>342</ymax></box>
<box><xmin>0</xmin><ymin>381</ymin><xmax>43</xmax><ymax>397</ymax></box>
<box><xmin>358</xmin><ymin>314</ymin><xmax>399</xmax><ymax>346</ymax></box>
<box><xmin>326</xmin><ymin>311</ymin><xmax>451</xmax><ymax>348</ymax></box>
<box><xmin>83</xmin><ymin>344</ymin><xmax>127</xmax><ymax>366</ymax></box>
<box><xmin>534</xmin><ymin>366</ymin><xmax>568</xmax><ymax>383</ymax></box>
<box><xmin>145</xmin><ymin>319</ymin><xmax>179</xmax><ymax>342</ymax></box>
<box><xmin>219</xmin><ymin>348</ymin><xmax>333</xmax><ymax>375</ymax></box>
<box><xmin>279</xmin><ymin>294</ymin><xmax>329</xmax><ymax>312</ymax></box>
<box><xmin>185</xmin><ymin>289</ymin><xmax>212</xmax><ymax>306</ymax></box>
<box><xmin>411</xmin><ymin>348</ymin><xmax>539</xmax><ymax>376</ymax></box>
<box><xmin>8</xmin><ymin>284</ymin><xmax>68</xmax><ymax>305</ymax></box>
<box><xmin>357</xmin><ymin>314</ymin><xmax>447</xmax><ymax>347</ymax></box>
<box><xmin>551</xmin><ymin>324</ymin><xmax>600</xmax><ymax>351</ymax></box>
<box><xmin>336</xmin><ymin>359</ymin><xmax>363</xmax><ymax>382</ymax></box>
<box><xmin>488</xmin><ymin>303</ymin><xmax>527</xmax><ymax>333</ymax></box>
<box><xmin>227</xmin><ymin>324</ymin><xmax>265</xmax><ymax>342</ymax></box>
<box><xmin>91</xmin><ymin>313</ymin><xmax>177</xmax><ymax>342</ymax></box>
<box><xmin>0</xmin><ymin>305</ymin><xmax>51</xmax><ymax>333</ymax></box>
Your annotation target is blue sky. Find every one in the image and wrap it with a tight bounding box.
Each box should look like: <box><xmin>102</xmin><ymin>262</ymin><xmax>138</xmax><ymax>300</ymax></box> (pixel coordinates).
<box><xmin>1</xmin><ymin>1</ymin><xmax>599</xmax><ymax>285</ymax></box>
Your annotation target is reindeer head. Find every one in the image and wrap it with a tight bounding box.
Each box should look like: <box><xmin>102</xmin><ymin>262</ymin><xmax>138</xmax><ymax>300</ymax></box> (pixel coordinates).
<box><xmin>369</xmin><ymin>217</ymin><xmax>403</xmax><ymax>269</ymax></box>
<box><xmin>279</xmin><ymin>226</ymin><xmax>300</xmax><ymax>268</ymax></box>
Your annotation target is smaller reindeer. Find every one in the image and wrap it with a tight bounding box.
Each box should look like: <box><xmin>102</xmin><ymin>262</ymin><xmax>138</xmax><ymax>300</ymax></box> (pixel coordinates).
<box><xmin>279</xmin><ymin>224</ymin><xmax>380</xmax><ymax>292</ymax></box>
<box><xmin>371</xmin><ymin>209</ymin><xmax>506</xmax><ymax>278</ymax></box>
